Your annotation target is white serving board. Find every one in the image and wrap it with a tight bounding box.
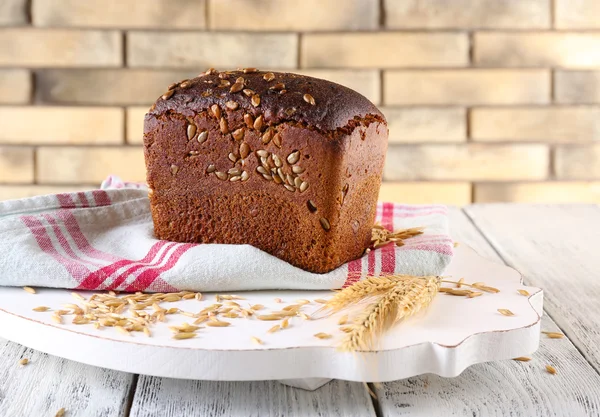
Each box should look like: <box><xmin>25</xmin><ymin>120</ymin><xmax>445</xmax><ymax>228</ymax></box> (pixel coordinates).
<box><xmin>0</xmin><ymin>245</ymin><xmax>542</xmax><ymax>386</ymax></box>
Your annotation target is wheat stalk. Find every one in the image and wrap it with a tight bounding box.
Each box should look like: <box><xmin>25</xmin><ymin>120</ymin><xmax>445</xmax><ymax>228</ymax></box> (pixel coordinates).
<box><xmin>371</xmin><ymin>225</ymin><xmax>424</xmax><ymax>249</ymax></box>
<box><xmin>320</xmin><ymin>275</ymin><xmax>440</xmax><ymax>352</ymax></box>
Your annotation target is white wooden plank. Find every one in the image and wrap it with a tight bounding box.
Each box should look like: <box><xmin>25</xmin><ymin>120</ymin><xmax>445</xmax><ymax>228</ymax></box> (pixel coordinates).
<box><xmin>129</xmin><ymin>378</ymin><xmax>376</xmax><ymax>417</ymax></box>
<box><xmin>375</xmin><ymin>207</ymin><xmax>600</xmax><ymax>417</ymax></box>
<box><xmin>0</xmin><ymin>337</ymin><xmax>133</xmax><ymax>417</ymax></box>
<box><xmin>465</xmin><ymin>204</ymin><xmax>600</xmax><ymax>372</ymax></box>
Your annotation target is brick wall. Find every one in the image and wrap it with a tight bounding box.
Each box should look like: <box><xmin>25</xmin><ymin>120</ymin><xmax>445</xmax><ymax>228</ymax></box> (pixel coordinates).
<box><xmin>1</xmin><ymin>0</ymin><xmax>600</xmax><ymax>204</ymax></box>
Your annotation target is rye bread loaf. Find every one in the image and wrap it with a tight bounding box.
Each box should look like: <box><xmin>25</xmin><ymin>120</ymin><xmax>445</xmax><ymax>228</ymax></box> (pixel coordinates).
<box><xmin>144</xmin><ymin>69</ymin><xmax>388</xmax><ymax>274</ymax></box>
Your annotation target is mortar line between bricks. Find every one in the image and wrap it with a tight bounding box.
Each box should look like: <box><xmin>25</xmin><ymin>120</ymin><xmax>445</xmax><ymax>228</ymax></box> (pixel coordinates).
<box><xmin>549</xmin><ymin>146</ymin><xmax>556</xmax><ymax>179</ymax></box>
<box><xmin>550</xmin><ymin>69</ymin><xmax>556</xmax><ymax>102</ymax></box>
<box><xmin>38</xmin><ymin>27</ymin><xmax>600</xmax><ymax>34</ymax></box>
<box><xmin>122</xmin><ymin>31</ymin><xmax>127</xmax><ymax>67</ymax></box>
<box><xmin>378</xmin><ymin>0</ymin><xmax>386</xmax><ymax>28</ymax></box>
<box><xmin>205</xmin><ymin>0</ymin><xmax>210</xmax><ymax>30</ymax></box>
<box><xmin>1</xmin><ymin>65</ymin><xmax>593</xmax><ymax>71</ymax></box>
<box><xmin>468</xmin><ymin>31</ymin><xmax>474</xmax><ymax>65</ymax></box>
<box><xmin>24</xmin><ymin>0</ymin><xmax>33</xmax><ymax>24</ymax></box>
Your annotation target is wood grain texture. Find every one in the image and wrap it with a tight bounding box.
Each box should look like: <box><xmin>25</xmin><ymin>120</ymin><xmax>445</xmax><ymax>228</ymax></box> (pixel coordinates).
<box><xmin>0</xmin><ymin>337</ymin><xmax>133</xmax><ymax>417</ymax></box>
<box><xmin>129</xmin><ymin>378</ymin><xmax>376</xmax><ymax>417</ymax></box>
<box><xmin>465</xmin><ymin>204</ymin><xmax>600</xmax><ymax>373</ymax></box>
<box><xmin>375</xmin><ymin>208</ymin><xmax>600</xmax><ymax>417</ymax></box>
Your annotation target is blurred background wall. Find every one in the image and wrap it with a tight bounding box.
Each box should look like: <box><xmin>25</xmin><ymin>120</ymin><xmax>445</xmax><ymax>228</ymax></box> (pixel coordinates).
<box><xmin>1</xmin><ymin>0</ymin><xmax>600</xmax><ymax>204</ymax></box>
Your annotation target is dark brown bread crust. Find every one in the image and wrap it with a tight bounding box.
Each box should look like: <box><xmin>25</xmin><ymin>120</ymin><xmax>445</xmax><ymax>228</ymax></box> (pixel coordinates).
<box><xmin>149</xmin><ymin>70</ymin><xmax>384</xmax><ymax>133</ymax></box>
<box><xmin>145</xmin><ymin>70</ymin><xmax>387</xmax><ymax>274</ymax></box>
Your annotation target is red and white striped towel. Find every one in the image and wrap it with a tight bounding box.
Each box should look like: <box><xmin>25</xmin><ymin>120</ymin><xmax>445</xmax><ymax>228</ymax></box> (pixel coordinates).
<box><xmin>0</xmin><ymin>178</ymin><xmax>453</xmax><ymax>292</ymax></box>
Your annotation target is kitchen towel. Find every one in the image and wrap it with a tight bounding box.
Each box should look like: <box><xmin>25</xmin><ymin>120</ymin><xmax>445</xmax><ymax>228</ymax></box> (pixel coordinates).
<box><xmin>0</xmin><ymin>177</ymin><xmax>453</xmax><ymax>292</ymax></box>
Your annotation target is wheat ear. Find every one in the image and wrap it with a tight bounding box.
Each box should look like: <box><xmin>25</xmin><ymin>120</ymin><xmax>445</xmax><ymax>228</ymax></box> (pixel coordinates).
<box><xmin>339</xmin><ymin>275</ymin><xmax>440</xmax><ymax>352</ymax></box>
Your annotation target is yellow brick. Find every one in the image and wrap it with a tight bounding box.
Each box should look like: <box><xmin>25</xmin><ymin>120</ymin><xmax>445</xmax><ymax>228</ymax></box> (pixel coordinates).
<box><xmin>384</xmin><ymin>144</ymin><xmax>549</xmax><ymax>180</ymax></box>
<box><xmin>128</xmin><ymin>32</ymin><xmax>297</xmax><ymax>69</ymax></box>
<box><xmin>556</xmin><ymin>0</ymin><xmax>600</xmax><ymax>29</ymax></box>
<box><xmin>0</xmin><ymin>107</ymin><xmax>123</xmax><ymax>145</ymax></box>
<box><xmin>0</xmin><ymin>0</ymin><xmax>26</xmax><ymax>25</ymax></box>
<box><xmin>302</xmin><ymin>33</ymin><xmax>468</xmax><ymax>68</ymax></box>
<box><xmin>38</xmin><ymin>70</ymin><xmax>197</xmax><ymax>105</ymax></box>
<box><xmin>0</xmin><ymin>147</ymin><xmax>34</xmax><ymax>183</ymax></box>
<box><xmin>0</xmin><ymin>70</ymin><xmax>30</xmax><ymax>104</ymax></box>
<box><xmin>0</xmin><ymin>185</ymin><xmax>96</xmax><ymax>201</ymax></box>
<box><xmin>379</xmin><ymin>182</ymin><xmax>472</xmax><ymax>205</ymax></box>
<box><xmin>554</xmin><ymin>145</ymin><xmax>600</xmax><ymax>179</ymax></box>
<box><xmin>211</xmin><ymin>0</ymin><xmax>377</xmax><ymax>30</ymax></box>
<box><xmin>0</xmin><ymin>29</ymin><xmax>121</xmax><ymax>68</ymax></box>
<box><xmin>383</xmin><ymin>107</ymin><xmax>466</xmax><ymax>143</ymax></box>
<box><xmin>290</xmin><ymin>69</ymin><xmax>381</xmax><ymax>104</ymax></box>
<box><xmin>33</xmin><ymin>0</ymin><xmax>206</xmax><ymax>29</ymax></box>
<box><xmin>471</xmin><ymin>107</ymin><xmax>600</xmax><ymax>142</ymax></box>
<box><xmin>126</xmin><ymin>107</ymin><xmax>148</xmax><ymax>144</ymax></box>
<box><xmin>384</xmin><ymin>70</ymin><xmax>549</xmax><ymax>105</ymax></box>
<box><xmin>475</xmin><ymin>32</ymin><xmax>600</xmax><ymax>68</ymax></box>
<box><xmin>475</xmin><ymin>182</ymin><xmax>600</xmax><ymax>203</ymax></box>
<box><xmin>385</xmin><ymin>0</ymin><xmax>549</xmax><ymax>29</ymax></box>
<box><xmin>555</xmin><ymin>71</ymin><xmax>600</xmax><ymax>103</ymax></box>
<box><xmin>37</xmin><ymin>147</ymin><xmax>146</xmax><ymax>184</ymax></box>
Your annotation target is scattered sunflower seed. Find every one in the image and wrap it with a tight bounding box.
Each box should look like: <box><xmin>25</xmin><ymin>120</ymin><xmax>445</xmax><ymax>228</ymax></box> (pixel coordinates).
<box><xmin>498</xmin><ymin>309</ymin><xmax>515</xmax><ymax>317</ymax></box>
<box><xmin>257</xmin><ymin>314</ymin><xmax>283</xmax><ymax>321</ymax></box>
<box><xmin>225</xmin><ymin>101</ymin><xmax>239</xmax><ymax>110</ymax></box>
<box><xmin>303</xmin><ymin>93</ymin><xmax>316</xmax><ymax>105</ymax></box>
<box><xmin>232</xmin><ymin>128</ymin><xmax>245</xmax><ymax>141</ymax></box>
<box><xmin>254</xmin><ymin>115</ymin><xmax>264</xmax><ymax>131</ymax></box>
<box><xmin>542</xmin><ymin>331</ymin><xmax>564</xmax><ymax>339</ymax></box>
<box><xmin>219</xmin><ymin>117</ymin><xmax>229</xmax><ymax>134</ymax></box>
<box><xmin>173</xmin><ymin>332</ymin><xmax>197</xmax><ymax>340</ymax></box>
<box><xmin>244</xmin><ymin>114</ymin><xmax>254</xmax><ymax>128</ymax></box>
<box><xmin>206</xmin><ymin>320</ymin><xmax>231</xmax><ymax>327</ymax></box>
<box><xmin>230</xmin><ymin>82</ymin><xmax>243</xmax><ymax>93</ymax></box>
<box><xmin>211</xmin><ymin>104</ymin><xmax>221</xmax><ymax>119</ymax></box>
<box><xmin>197</xmin><ymin>130</ymin><xmax>208</xmax><ymax>144</ymax></box>
<box><xmin>162</xmin><ymin>90</ymin><xmax>174</xmax><ymax>100</ymax></box>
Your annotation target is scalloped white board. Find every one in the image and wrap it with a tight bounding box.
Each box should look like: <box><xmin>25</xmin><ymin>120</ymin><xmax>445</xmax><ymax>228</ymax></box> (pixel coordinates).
<box><xmin>0</xmin><ymin>245</ymin><xmax>542</xmax><ymax>388</ymax></box>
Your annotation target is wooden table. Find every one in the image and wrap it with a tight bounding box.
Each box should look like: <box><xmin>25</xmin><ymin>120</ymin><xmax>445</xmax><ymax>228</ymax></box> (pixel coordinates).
<box><xmin>2</xmin><ymin>205</ymin><xmax>600</xmax><ymax>416</ymax></box>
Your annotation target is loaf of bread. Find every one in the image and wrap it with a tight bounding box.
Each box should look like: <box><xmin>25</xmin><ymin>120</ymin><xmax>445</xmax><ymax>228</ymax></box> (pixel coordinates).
<box><xmin>144</xmin><ymin>69</ymin><xmax>388</xmax><ymax>273</ymax></box>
